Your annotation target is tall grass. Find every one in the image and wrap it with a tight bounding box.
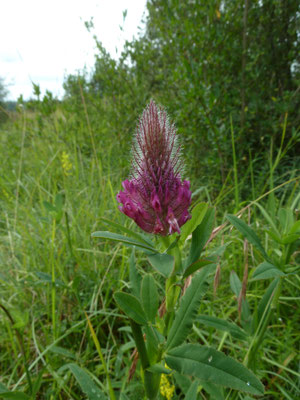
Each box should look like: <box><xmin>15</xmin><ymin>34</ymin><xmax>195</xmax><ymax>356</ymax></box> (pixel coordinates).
<box><xmin>0</xmin><ymin>102</ymin><xmax>299</xmax><ymax>399</ymax></box>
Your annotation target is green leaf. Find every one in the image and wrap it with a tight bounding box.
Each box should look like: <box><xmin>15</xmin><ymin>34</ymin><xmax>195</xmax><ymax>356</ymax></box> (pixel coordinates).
<box><xmin>165</xmin><ymin>344</ymin><xmax>264</xmax><ymax>396</ymax></box>
<box><xmin>55</xmin><ymin>193</ymin><xmax>64</xmax><ymax>211</ymax></box>
<box><xmin>141</xmin><ymin>274</ymin><xmax>159</xmax><ymax>322</ymax></box>
<box><xmin>265</xmin><ymin>229</ymin><xmax>282</xmax><ymax>244</ymax></box>
<box><xmin>285</xmin><ymin>239</ymin><xmax>300</xmax><ymax>265</ymax></box>
<box><xmin>147</xmin><ymin>363</ymin><xmax>172</xmax><ymax>374</ymax></box>
<box><xmin>185</xmin><ymin>208</ymin><xmax>215</xmax><ymax>268</ymax></box>
<box><xmin>129</xmin><ymin>249</ymin><xmax>141</xmax><ymax>299</ymax></box>
<box><xmin>254</xmin><ymin>202</ymin><xmax>280</xmax><ymax>236</ymax></box>
<box><xmin>197</xmin><ymin>315</ymin><xmax>248</xmax><ymax>340</ymax></box>
<box><xmin>256</xmin><ymin>278</ymin><xmax>280</xmax><ymax>325</ymax></box>
<box><xmin>179</xmin><ymin>202</ymin><xmax>208</xmax><ymax>244</ymax></box>
<box><xmin>66</xmin><ymin>363</ymin><xmax>106</xmax><ymax>400</ymax></box>
<box><xmin>251</xmin><ymin>262</ymin><xmax>285</xmax><ymax>281</ymax></box>
<box><xmin>184</xmin><ymin>380</ymin><xmax>198</xmax><ymax>399</ymax></box>
<box><xmin>289</xmin><ymin>220</ymin><xmax>300</xmax><ymax>235</ymax></box>
<box><xmin>0</xmin><ymin>393</ymin><xmax>31</xmax><ymax>399</ymax></box>
<box><xmin>34</xmin><ymin>271</ymin><xmax>66</xmax><ymax>288</ymax></box>
<box><xmin>166</xmin><ymin>268</ymin><xmax>209</xmax><ymax>350</ymax></box>
<box><xmin>0</xmin><ymin>384</ymin><xmax>7</xmax><ymax>393</ymax></box>
<box><xmin>230</xmin><ymin>270</ymin><xmax>242</xmax><ymax>297</ymax></box>
<box><xmin>49</xmin><ymin>345</ymin><xmax>76</xmax><ymax>359</ymax></box>
<box><xmin>91</xmin><ymin>231</ymin><xmax>156</xmax><ymax>253</ymax></box>
<box><xmin>100</xmin><ymin>217</ymin><xmax>154</xmax><ymax>247</ymax></box>
<box><xmin>278</xmin><ymin>208</ymin><xmax>294</xmax><ymax>234</ymax></box>
<box><xmin>147</xmin><ymin>253</ymin><xmax>174</xmax><ymax>277</ymax></box>
<box><xmin>144</xmin><ymin>325</ymin><xmax>162</xmax><ymax>364</ymax></box>
<box><xmin>11</xmin><ymin>310</ymin><xmax>29</xmax><ymax>329</ymax></box>
<box><xmin>281</xmin><ymin>233</ymin><xmax>300</xmax><ymax>244</ymax></box>
<box><xmin>114</xmin><ymin>292</ymin><xmax>147</xmax><ymax>325</ymax></box>
<box><xmin>183</xmin><ymin>259</ymin><xmax>215</xmax><ymax>279</ymax></box>
<box><xmin>43</xmin><ymin>200</ymin><xmax>56</xmax><ymax>213</ymax></box>
<box><xmin>173</xmin><ymin>372</ymin><xmax>192</xmax><ymax>394</ymax></box>
<box><xmin>200</xmin><ymin>381</ymin><xmax>224</xmax><ymax>400</ymax></box>
<box><xmin>226</xmin><ymin>214</ymin><xmax>270</xmax><ymax>261</ymax></box>
<box><xmin>207</xmin><ymin>243</ymin><xmax>230</xmax><ymax>259</ymax></box>
<box><xmin>0</xmin><ymin>382</ymin><xmax>31</xmax><ymax>400</ymax></box>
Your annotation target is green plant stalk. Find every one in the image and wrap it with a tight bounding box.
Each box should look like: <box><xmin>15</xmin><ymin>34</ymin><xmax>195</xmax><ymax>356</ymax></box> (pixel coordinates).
<box><xmin>65</xmin><ymin>211</ymin><xmax>75</xmax><ymax>260</ymax></box>
<box><xmin>165</xmin><ymin>242</ymin><xmax>182</xmax><ymax>329</ymax></box>
<box><xmin>230</xmin><ymin>114</ymin><xmax>239</xmax><ymax>211</ymax></box>
<box><xmin>130</xmin><ymin>320</ymin><xmax>160</xmax><ymax>399</ymax></box>
<box><xmin>85</xmin><ymin>312</ymin><xmax>116</xmax><ymax>400</ymax></box>
<box><xmin>51</xmin><ymin>218</ymin><xmax>56</xmax><ymax>340</ymax></box>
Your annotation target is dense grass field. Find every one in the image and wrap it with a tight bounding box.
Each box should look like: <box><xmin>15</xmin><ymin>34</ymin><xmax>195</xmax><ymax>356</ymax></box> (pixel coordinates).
<box><xmin>0</xmin><ymin>101</ymin><xmax>299</xmax><ymax>400</ymax></box>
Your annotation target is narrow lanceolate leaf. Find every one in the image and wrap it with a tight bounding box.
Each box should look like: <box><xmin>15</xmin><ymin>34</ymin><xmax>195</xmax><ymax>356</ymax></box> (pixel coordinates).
<box><xmin>185</xmin><ymin>208</ymin><xmax>215</xmax><ymax>268</ymax></box>
<box><xmin>165</xmin><ymin>344</ymin><xmax>264</xmax><ymax>396</ymax></box>
<box><xmin>166</xmin><ymin>268</ymin><xmax>209</xmax><ymax>350</ymax></box>
<box><xmin>251</xmin><ymin>262</ymin><xmax>285</xmax><ymax>281</ymax></box>
<box><xmin>129</xmin><ymin>249</ymin><xmax>142</xmax><ymax>299</ymax></box>
<box><xmin>179</xmin><ymin>202</ymin><xmax>208</xmax><ymax>244</ymax></box>
<box><xmin>91</xmin><ymin>231</ymin><xmax>156</xmax><ymax>253</ymax></box>
<box><xmin>114</xmin><ymin>292</ymin><xmax>147</xmax><ymax>325</ymax></box>
<box><xmin>230</xmin><ymin>270</ymin><xmax>242</xmax><ymax>297</ymax></box>
<box><xmin>226</xmin><ymin>215</ymin><xmax>270</xmax><ymax>261</ymax></box>
<box><xmin>256</xmin><ymin>278</ymin><xmax>280</xmax><ymax>324</ymax></box>
<box><xmin>147</xmin><ymin>252</ymin><xmax>175</xmax><ymax>277</ymax></box>
<box><xmin>197</xmin><ymin>315</ymin><xmax>248</xmax><ymax>340</ymax></box>
<box><xmin>100</xmin><ymin>217</ymin><xmax>154</xmax><ymax>247</ymax></box>
<box><xmin>66</xmin><ymin>363</ymin><xmax>106</xmax><ymax>400</ymax></box>
<box><xmin>183</xmin><ymin>259</ymin><xmax>215</xmax><ymax>279</ymax></box>
<box><xmin>141</xmin><ymin>274</ymin><xmax>159</xmax><ymax>322</ymax></box>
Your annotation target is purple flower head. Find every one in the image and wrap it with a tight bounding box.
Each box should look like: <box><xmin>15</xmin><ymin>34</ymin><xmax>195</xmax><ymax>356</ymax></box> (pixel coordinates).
<box><xmin>117</xmin><ymin>100</ymin><xmax>191</xmax><ymax>236</ymax></box>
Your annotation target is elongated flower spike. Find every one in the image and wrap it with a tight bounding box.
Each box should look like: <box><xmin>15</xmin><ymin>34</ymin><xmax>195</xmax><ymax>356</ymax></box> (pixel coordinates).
<box><xmin>117</xmin><ymin>100</ymin><xmax>191</xmax><ymax>236</ymax></box>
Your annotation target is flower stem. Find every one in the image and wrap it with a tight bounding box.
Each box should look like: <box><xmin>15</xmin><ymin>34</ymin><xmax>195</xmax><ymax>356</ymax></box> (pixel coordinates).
<box><xmin>130</xmin><ymin>320</ymin><xmax>160</xmax><ymax>399</ymax></box>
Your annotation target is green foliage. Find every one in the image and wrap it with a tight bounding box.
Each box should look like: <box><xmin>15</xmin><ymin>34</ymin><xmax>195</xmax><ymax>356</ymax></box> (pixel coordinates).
<box><xmin>0</xmin><ymin>77</ymin><xmax>9</xmax><ymax>124</ymax></box>
<box><xmin>63</xmin><ymin>363</ymin><xmax>106</xmax><ymax>399</ymax></box>
<box><xmin>0</xmin><ymin>1</ymin><xmax>299</xmax><ymax>398</ymax></box>
<box><xmin>165</xmin><ymin>344</ymin><xmax>264</xmax><ymax>395</ymax></box>
<box><xmin>61</xmin><ymin>0</ymin><xmax>300</xmax><ymax>195</ymax></box>
<box><xmin>166</xmin><ymin>268</ymin><xmax>209</xmax><ymax>350</ymax></box>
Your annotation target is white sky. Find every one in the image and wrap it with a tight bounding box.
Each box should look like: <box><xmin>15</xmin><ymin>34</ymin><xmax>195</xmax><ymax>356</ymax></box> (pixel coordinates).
<box><xmin>1</xmin><ymin>0</ymin><xmax>147</xmax><ymax>101</ymax></box>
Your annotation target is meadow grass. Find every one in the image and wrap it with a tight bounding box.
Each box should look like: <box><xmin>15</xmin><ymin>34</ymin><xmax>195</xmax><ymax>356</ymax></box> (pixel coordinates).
<box><xmin>0</xmin><ymin>106</ymin><xmax>299</xmax><ymax>399</ymax></box>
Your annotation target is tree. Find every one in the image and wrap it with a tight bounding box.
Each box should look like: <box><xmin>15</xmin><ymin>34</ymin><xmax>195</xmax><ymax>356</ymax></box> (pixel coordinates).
<box><xmin>63</xmin><ymin>0</ymin><xmax>300</xmax><ymax>192</ymax></box>
<box><xmin>0</xmin><ymin>77</ymin><xmax>9</xmax><ymax>123</ymax></box>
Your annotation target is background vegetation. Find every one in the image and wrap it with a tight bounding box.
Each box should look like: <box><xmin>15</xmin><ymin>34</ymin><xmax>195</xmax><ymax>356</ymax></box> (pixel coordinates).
<box><xmin>0</xmin><ymin>0</ymin><xmax>299</xmax><ymax>399</ymax></box>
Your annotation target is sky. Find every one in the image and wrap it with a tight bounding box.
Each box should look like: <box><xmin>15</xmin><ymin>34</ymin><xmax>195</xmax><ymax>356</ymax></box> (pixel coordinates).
<box><xmin>1</xmin><ymin>0</ymin><xmax>147</xmax><ymax>101</ymax></box>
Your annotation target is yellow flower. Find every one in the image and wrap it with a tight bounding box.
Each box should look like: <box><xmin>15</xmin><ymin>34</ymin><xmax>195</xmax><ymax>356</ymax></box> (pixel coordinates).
<box><xmin>61</xmin><ymin>151</ymin><xmax>72</xmax><ymax>176</ymax></box>
<box><xmin>160</xmin><ymin>372</ymin><xmax>175</xmax><ymax>400</ymax></box>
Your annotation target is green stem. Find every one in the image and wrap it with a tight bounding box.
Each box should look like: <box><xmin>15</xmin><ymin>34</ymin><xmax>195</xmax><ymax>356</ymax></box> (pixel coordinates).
<box><xmin>51</xmin><ymin>218</ymin><xmax>56</xmax><ymax>340</ymax></box>
<box><xmin>65</xmin><ymin>211</ymin><xmax>75</xmax><ymax>259</ymax></box>
<box><xmin>0</xmin><ymin>304</ymin><xmax>33</xmax><ymax>394</ymax></box>
<box><xmin>130</xmin><ymin>320</ymin><xmax>160</xmax><ymax>399</ymax></box>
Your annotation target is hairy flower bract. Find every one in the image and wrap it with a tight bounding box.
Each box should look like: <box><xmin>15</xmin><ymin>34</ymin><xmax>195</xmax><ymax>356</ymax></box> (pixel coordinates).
<box><xmin>117</xmin><ymin>100</ymin><xmax>191</xmax><ymax>236</ymax></box>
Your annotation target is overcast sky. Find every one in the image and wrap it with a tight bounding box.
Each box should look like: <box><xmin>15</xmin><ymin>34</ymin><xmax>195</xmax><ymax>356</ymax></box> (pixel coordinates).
<box><xmin>1</xmin><ymin>0</ymin><xmax>147</xmax><ymax>101</ymax></box>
